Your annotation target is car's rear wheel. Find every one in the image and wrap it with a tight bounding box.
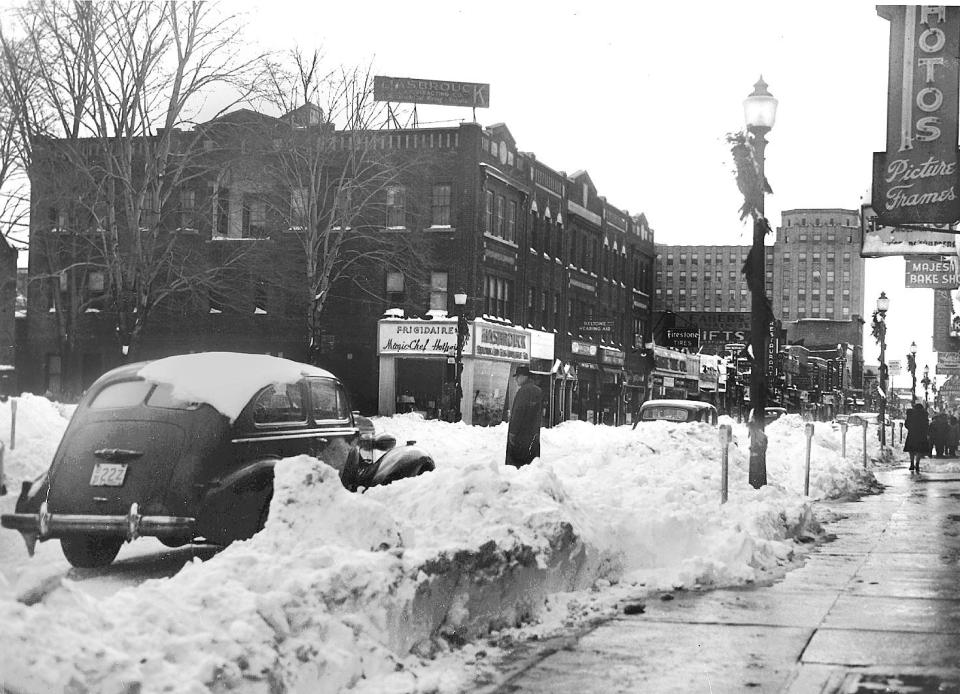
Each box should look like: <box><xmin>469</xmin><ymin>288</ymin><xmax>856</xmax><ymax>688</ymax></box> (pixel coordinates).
<box><xmin>60</xmin><ymin>535</ymin><xmax>124</xmax><ymax>568</ymax></box>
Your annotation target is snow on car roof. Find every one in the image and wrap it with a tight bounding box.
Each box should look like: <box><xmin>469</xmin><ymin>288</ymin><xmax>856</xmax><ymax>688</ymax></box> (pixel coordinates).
<box><xmin>640</xmin><ymin>399</ymin><xmax>715</xmax><ymax>409</ymax></box>
<box><xmin>138</xmin><ymin>352</ymin><xmax>334</xmax><ymax>422</ymax></box>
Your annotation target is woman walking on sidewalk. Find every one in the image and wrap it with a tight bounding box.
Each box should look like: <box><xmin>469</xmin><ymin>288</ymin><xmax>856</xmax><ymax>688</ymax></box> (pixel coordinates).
<box><xmin>904</xmin><ymin>403</ymin><xmax>930</xmax><ymax>472</ymax></box>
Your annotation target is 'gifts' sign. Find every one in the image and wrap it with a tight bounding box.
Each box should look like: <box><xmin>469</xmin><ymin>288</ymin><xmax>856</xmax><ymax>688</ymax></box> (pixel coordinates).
<box><xmin>873</xmin><ymin>6</ymin><xmax>960</xmax><ymax>226</ymax></box>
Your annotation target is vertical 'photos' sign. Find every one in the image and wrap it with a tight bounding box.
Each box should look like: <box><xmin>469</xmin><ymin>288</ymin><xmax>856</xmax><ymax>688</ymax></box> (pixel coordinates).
<box><xmin>873</xmin><ymin>6</ymin><xmax>960</xmax><ymax>226</ymax></box>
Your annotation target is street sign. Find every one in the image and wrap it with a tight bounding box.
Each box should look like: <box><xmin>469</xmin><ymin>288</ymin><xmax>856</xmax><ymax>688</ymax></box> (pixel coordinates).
<box><xmin>888</xmin><ymin>359</ymin><xmax>902</xmax><ymax>376</ymax></box>
<box><xmin>664</xmin><ymin>328</ymin><xmax>699</xmax><ymax>351</ymax></box>
<box><xmin>904</xmin><ymin>257</ymin><xmax>960</xmax><ymax>289</ymax></box>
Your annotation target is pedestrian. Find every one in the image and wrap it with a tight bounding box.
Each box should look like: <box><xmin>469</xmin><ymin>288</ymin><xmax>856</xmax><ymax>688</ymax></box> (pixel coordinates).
<box><xmin>505</xmin><ymin>366</ymin><xmax>542</xmax><ymax>468</ymax></box>
<box><xmin>932</xmin><ymin>411</ymin><xmax>949</xmax><ymax>457</ymax></box>
<box><xmin>904</xmin><ymin>403</ymin><xmax>929</xmax><ymax>473</ymax></box>
<box><xmin>948</xmin><ymin>414</ymin><xmax>960</xmax><ymax>457</ymax></box>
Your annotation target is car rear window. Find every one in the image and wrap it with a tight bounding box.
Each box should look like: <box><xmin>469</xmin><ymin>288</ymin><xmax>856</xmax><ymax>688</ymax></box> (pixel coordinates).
<box><xmin>88</xmin><ymin>380</ymin><xmax>152</xmax><ymax>409</ymax></box>
<box><xmin>252</xmin><ymin>382</ymin><xmax>306</xmax><ymax>425</ymax></box>
<box><xmin>308</xmin><ymin>378</ymin><xmax>350</xmax><ymax>421</ymax></box>
<box><xmin>146</xmin><ymin>383</ymin><xmax>201</xmax><ymax>410</ymax></box>
<box><xmin>641</xmin><ymin>406</ymin><xmax>691</xmax><ymax>422</ymax></box>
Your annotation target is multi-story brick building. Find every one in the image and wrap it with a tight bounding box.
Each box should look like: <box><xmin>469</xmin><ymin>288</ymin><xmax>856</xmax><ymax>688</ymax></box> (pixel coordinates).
<box><xmin>22</xmin><ymin>110</ymin><xmax>656</xmax><ymax>425</ymax></box>
<box><xmin>772</xmin><ymin>208</ymin><xmax>865</xmax><ymax>322</ymax></box>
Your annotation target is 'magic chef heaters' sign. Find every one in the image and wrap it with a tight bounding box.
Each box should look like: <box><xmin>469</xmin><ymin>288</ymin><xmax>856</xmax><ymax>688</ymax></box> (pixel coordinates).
<box><xmin>873</xmin><ymin>6</ymin><xmax>960</xmax><ymax>226</ymax></box>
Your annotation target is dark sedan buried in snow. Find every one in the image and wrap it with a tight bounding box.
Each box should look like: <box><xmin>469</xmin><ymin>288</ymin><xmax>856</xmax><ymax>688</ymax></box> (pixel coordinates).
<box><xmin>1</xmin><ymin>353</ymin><xmax>433</xmax><ymax>568</ymax></box>
<box><xmin>636</xmin><ymin>399</ymin><xmax>719</xmax><ymax>425</ymax></box>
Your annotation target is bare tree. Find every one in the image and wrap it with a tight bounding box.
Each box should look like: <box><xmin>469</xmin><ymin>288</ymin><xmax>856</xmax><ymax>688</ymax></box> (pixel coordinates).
<box><xmin>258</xmin><ymin>50</ymin><xmax>429</xmax><ymax>362</ymax></box>
<box><xmin>0</xmin><ymin>0</ymin><xmax>265</xmax><ymax>384</ymax></box>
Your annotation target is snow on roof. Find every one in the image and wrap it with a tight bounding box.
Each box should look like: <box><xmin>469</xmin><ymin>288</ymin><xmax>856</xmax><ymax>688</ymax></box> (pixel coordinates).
<box><xmin>137</xmin><ymin>352</ymin><xmax>333</xmax><ymax>422</ymax></box>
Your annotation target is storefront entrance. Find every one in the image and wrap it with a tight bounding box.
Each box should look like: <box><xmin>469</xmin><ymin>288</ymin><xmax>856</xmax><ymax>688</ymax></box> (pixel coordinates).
<box><xmin>395</xmin><ymin>358</ymin><xmax>446</xmax><ymax>419</ymax></box>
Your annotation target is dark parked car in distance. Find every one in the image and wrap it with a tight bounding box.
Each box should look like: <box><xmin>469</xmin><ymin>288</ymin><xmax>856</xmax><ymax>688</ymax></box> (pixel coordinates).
<box><xmin>636</xmin><ymin>399</ymin><xmax>719</xmax><ymax>425</ymax></box>
<box><xmin>1</xmin><ymin>353</ymin><xmax>433</xmax><ymax>568</ymax></box>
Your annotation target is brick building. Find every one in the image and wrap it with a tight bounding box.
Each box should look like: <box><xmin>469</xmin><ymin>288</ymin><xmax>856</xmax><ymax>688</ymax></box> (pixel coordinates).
<box><xmin>22</xmin><ymin>110</ymin><xmax>656</xmax><ymax>423</ymax></box>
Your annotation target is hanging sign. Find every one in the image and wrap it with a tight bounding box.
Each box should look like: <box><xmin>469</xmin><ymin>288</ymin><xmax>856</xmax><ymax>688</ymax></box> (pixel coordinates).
<box><xmin>873</xmin><ymin>6</ymin><xmax>960</xmax><ymax>226</ymax></box>
<box><xmin>861</xmin><ymin>204</ymin><xmax>958</xmax><ymax>257</ymax></box>
<box><xmin>904</xmin><ymin>256</ymin><xmax>960</xmax><ymax>288</ymax></box>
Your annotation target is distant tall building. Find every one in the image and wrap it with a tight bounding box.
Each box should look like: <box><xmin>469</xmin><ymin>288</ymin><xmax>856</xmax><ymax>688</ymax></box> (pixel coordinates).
<box><xmin>771</xmin><ymin>208</ymin><xmax>865</xmax><ymax>322</ymax></box>
<box><xmin>653</xmin><ymin>244</ymin><xmax>774</xmax><ymax>314</ymax></box>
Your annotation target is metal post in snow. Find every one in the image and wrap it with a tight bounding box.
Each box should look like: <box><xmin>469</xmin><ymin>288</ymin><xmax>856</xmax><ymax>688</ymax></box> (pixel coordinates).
<box><xmin>862</xmin><ymin>420</ymin><xmax>869</xmax><ymax>468</ymax></box>
<box><xmin>840</xmin><ymin>421</ymin><xmax>848</xmax><ymax>458</ymax></box>
<box><xmin>10</xmin><ymin>397</ymin><xmax>16</xmax><ymax>450</ymax></box>
<box><xmin>720</xmin><ymin>424</ymin><xmax>732</xmax><ymax>504</ymax></box>
<box><xmin>804</xmin><ymin>422</ymin><xmax>814</xmax><ymax>496</ymax></box>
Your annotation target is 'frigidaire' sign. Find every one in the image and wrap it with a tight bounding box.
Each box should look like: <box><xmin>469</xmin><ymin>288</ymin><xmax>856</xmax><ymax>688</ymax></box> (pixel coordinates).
<box><xmin>374</xmin><ymin>75</ymin><xmax>490</xmax><ymax>108</ymax></box>
<box><xmin>873</xmin><ymin>6</ymin><xmax>960</xmax><ymax>226</ymax></box>
<box><xmin>378</xmin><ymin>320</ymin><xmax>461</xmax><ymax>356</ymax></box>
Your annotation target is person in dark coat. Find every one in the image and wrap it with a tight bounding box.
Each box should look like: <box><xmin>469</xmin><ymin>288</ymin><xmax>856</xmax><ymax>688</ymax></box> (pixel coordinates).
<box><xmin>904</xmin><ymin>403</ymin><xmax>930</xmax><ymax>472</ymax></box>
<box><xmin>931</xmin><ymin>411</ymin><xmax>949</xmax><ymax>458</ymax></box>
<box><xmin>948</xmin><ymin>415</ymin><xmax>960</xmax><ymax>457</ymax></box>
<box><xmin>505</xmin><ymin>366</ymin><xmax>542</xmax><ymax>468</ymax></box>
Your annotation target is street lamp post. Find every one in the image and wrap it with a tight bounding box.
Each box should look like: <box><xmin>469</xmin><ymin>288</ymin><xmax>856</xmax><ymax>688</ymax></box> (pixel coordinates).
<box><xmin>453</xmin><ymin>291</ymin><xmax>469</xmax><ymax>422</ymax></box>
<box><xmin>907</xmin><ymin>341</ymin><xmax>918</xmax><ymax>405</ymax></box>
<box><xmin>872</xmin><ymin>292</ymin><xmax>889</xmax><ymax>447</ymax></box>
<box><xmin>922</xmin><ymin>364</ymin><xmax>931</xmax><ymax>406</ymax></box>
<box><xmin>743</xmin><ymin>76</ymin><xmax>777</xmax><ymax>489</ymax></box>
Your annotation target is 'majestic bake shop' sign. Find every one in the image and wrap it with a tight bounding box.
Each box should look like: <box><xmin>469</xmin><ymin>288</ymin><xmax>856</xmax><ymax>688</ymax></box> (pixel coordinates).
<box><xmin>873</xmin><ymin>6</ymin><xmax>960</xmax><ymax>226</ymax></box>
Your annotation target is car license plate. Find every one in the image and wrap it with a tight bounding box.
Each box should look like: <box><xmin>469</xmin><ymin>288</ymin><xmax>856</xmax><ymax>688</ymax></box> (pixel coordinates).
<box><xmin>89</xmin><ymin>463</ymin><xmax>128</xmax><ymax>486</ymax></box>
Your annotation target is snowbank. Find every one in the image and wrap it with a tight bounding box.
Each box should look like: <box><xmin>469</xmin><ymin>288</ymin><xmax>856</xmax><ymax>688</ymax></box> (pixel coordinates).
<box><xmin>0</xmin><ymin>393</ymin><xmax>73</xmax><ymax>487</ymax></box>
<box><xmin>0</xmin><ymin>410</ymin><xmax>882</xmax><ymax>693</ymax></box>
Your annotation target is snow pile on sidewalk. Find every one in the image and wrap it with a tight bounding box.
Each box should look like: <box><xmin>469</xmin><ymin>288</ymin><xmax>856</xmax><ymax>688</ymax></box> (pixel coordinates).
<box><xmin>0</xmin><ymin>411</ymin><xmax>879</xmax><ymax>693</ymax></box>
<box><xmin>0</xmin><ymin>394</ymin><xmax>72</xmax><ymax>488</ymax></box>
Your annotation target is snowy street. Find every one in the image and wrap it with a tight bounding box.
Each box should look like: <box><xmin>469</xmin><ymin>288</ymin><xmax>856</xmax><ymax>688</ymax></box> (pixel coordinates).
<box><xmin>0</xmin><ymin>395</ymin><xmax>883</xmax><ymax>693</ymax></box>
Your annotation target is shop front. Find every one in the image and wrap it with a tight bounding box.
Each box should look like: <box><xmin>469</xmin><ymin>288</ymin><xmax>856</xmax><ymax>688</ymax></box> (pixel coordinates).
<box><xmin>599</xmin><ymin>346</ymin><xmax>626</xmax><ymax>425</ymax></box>
<box><xmin>569</xmin><ymin>339</ymin><xmax>598</xmax><ymax>422</ymax></box>
<box><xmin>377</xmin><ymin>317</ymin><xmax>531</xmax><ymax>426</ymax></box>
<box><xmin>377</xmin><ymin>318</ymin><xmax>459</xmax><ymax>420</ymax></box>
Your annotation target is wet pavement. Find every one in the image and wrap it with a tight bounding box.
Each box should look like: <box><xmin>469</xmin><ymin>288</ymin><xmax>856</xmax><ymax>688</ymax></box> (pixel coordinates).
<box><xmin>480</xmin><ymin>457</ymin><xmax>960</xmax><ymax>693</ymax></box>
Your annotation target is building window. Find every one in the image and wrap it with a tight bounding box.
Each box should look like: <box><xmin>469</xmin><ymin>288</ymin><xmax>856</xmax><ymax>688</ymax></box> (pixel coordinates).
<box><xmin>507</xmin><ymin>200</ymin><xmax>517</xmax><ymax>243</ymax></box>
<box><xmin>290</xmin><ymin>187</ymin><xmax>308</xmax><ymax>228</ymax></box>
<box><xmin>242</xmin><ymin>196</ymin><xmax>267</xmax><ymax>237</ymax></box>
<box><xmin>429</xmin><ymin>272</ymin><xmax>448</xmax><ymax>311</ymax></box>
<box><xmin>254</xmin><ymin>278</ymin><xmax>268</xmax><ymax>314</ymax></box>
<box><xmin>386</xmin><ymin>271</ymin><xmax>404</xmax><ymax>294</ymax></box>
<box><xmin>495</xmin><ymin>195</ymin><xmax>505</xmax><ymax>238</ymax></box>
<box><xmin>386</xmin><ymin>185</ymin><xmax>406</xmax><ymax>227</ymax></box>
<box><xmin>178</xmin><ymin>190</ymin><xmax>196</xmax><ymax>230</ymax></box>
<box><xmin>484</xmin><ymin>275</ymin><xmax>512</xmax><ymax>320</ymax></box>
<box><xmin>485</xmin><ymin>190</ymin><xmax>494</xmax><ymax>233</ymax></box>
<box><xmin>86</xmin><ymin>271</ymin><xmax>108</xmax><ymax>311</ymax></box>
<box><xmin>431</xmin><ymin>184</ymin><xmax>451</xmax><ymax>226</ymax></box>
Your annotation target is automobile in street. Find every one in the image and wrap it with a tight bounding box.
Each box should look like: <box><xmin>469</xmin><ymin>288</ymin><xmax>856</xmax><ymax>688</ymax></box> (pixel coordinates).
<box><xmin>636</xmin><ymin>399</ymin><xmax>718</xmax><ymax>425</ymax></box>
<box><xmin>764</xmin><ymin>407</ymin><xmax>788</xmax><ymax>423</ymax></box>
<box><xmin>1</xmin><ymin>353</ymin><xmax>434</xmax><ymax>568</ymax></box>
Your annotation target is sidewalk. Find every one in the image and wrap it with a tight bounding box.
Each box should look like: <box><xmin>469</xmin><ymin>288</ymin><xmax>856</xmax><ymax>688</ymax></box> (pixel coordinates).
<box><xmin>481</xmin><ymin>455</ymin><xmax>960</xmax><ymax>693</ymax></box>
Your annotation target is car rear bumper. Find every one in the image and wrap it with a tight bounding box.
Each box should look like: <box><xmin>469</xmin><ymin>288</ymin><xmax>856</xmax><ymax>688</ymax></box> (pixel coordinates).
<box><xmin>1</xmin><ymin>501</ymin><xmax>195</xmax><ymax>542</ymax></box>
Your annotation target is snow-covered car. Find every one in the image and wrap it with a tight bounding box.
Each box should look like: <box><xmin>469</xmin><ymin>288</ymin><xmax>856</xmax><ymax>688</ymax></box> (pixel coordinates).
<box><xmin>636</xmin><ymin>399</ymin><xmax>718</xmax><ymax>425</ymax></box>
<box><xmin>1</xmin><ymin>353</ymin><xmax>434</xmax><ymax>568</ymax></box>
<box><xmin>764</xmin><ymin>407</ymin><xmax>788</xmax><ymax>423</ymax></box>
